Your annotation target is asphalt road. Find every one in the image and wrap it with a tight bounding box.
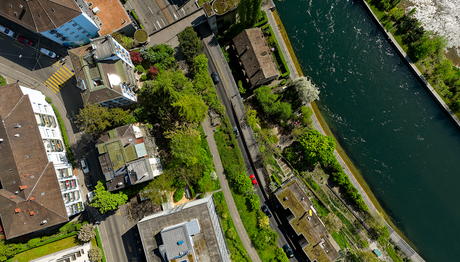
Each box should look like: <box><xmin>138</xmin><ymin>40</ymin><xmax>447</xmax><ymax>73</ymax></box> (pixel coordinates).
<box><xmin>198</xmin><ymin>23</ymin><xmax>306</xmax><ymax>261</ymax></box>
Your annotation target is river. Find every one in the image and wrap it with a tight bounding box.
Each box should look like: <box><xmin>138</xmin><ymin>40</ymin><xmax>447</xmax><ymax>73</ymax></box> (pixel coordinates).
<box><xmin>276</xmin><ymin>0</ymin><xmax>460</xmax><ymax>261</ymax></box>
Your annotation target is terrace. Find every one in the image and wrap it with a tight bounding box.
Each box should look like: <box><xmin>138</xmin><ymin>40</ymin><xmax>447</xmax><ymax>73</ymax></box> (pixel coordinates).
<box><xmin>60</xmin><ymin>179</ymin><xmax>78</xmax><ymax>192</ymax></box>
<box><xmin>276</xmin><ymin>180</ymin><xmax>340</xmax><ymax>261</ymax></box>
<box><xmin>66</xmin><ymin>202</ymin><xmax>84</xmax><ymax>216</ymax></box>
<box><xmin>57</xmin><ymin>167</ymin><xmax>73</xmax><ymax>179</ymax></box>
<box><xmin>43</xmin><ymin>139</ymin><xmax>64</xmax><ymax>152</ymax></box>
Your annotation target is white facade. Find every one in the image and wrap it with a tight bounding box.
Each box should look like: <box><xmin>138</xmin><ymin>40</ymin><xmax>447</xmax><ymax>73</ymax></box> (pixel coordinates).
<box><xmin>20</xmin><ymin>86</ymin><xmax>84</xmax><ymax>216</ymax></box>
<box><xmin>40</xmin><ymin>13</ymin><xmax>99</xmax><ymax>47</ymax></box>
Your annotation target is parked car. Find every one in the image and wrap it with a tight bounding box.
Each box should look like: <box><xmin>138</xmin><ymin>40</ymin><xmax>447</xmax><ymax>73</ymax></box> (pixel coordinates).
<box><xmin>211</xmin><ymin>72</ymin><xmax>219</xmax><ymax>84</ymax></box>
<box><xmin>40</xmin><ymin>48</ymin><xmax>57</xmax><ymax>58</ymax></box>
<box><xmin>87</xmin><ymin>191</ymin><xmax>95</xmax><ymax>203</ymax></box>
<box><xmin>261</xmin><ymin>205</ymin><xmax>272</xmax><ymax>218</ymax></box>
<box><xmin>0</xmin><ymin>25</ymin><xmax>14</xmax><ymax>37</ymax></box>
<box><xmin>81</xmin><ymin>158</ymin><xmax>90</xmax><ymax>173</ymax></box>
<box><xmin>283</xmin><ymin>244</ymin><xmax>294</xmax><ymax>258</ymax></box>
<box><xmin>17</xmin><ymin>36</ymin><xmax>33</xmax><ymax>46</ymax></box>
<box><xmin>233</xmin><ymin>126</ymin><xmax>239</xmax><ymax>138</ymax></box>
<box><xmin>250</xmin><ymin>174</ymin><xmax>258</xmax><ymax>186</ymax></box>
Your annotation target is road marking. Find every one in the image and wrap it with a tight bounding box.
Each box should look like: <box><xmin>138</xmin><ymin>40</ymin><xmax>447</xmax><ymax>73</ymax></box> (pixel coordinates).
<box><xmin>0</xmin><ymin>36</ymin><xmax>3</xmax><ymax>40</ymax></box>
<box><xmin>62</xmin><ymin>65</ymin><xmax>73</xmax><ymax>75</ymax></box>
<box><xmin>50</xmin><ymin>75</ymin><xmax>63</xmax><ymax>85</ymax></box>
<box><xmin>174</xmin><ymin>13</ymin><xmax>177</xmax><ymax>20</ymax></box>
<box><xmin>13</xmin><ymin>44</ymin><xmax>23</xmax><ymax>49</ymax></box>
<box><xmin>44</xmin><ymin>81</ymin><xmax>59</xmax><ymax>93</ymax></box>
<box><xmin>161</xmin><ymin>18</ymin><xmax>166</xmax><ymax>26</ymax></box>
<box><xmin>47</xmin><ymin>78</ymin><xmax>61</xmax><ymax>89</ymax></box>
<box><xmin>156</xmin><ymin>21</ymin><xmax>162</xmax><ymax>29</ymax></box>
<box><xmin>57</xmin><ymin>68</ymin><xmax>72</xmax><ymax>80</ymax></box>
<box><xmin>148</xmin><ymin>6</ymin><xmax>154</xmax><ymax>14</ymax></box>
<box><xmin>59</xmin><ymin>68</ymin><xmax>72</xmax><ymax>78</ymax></box>
<box><xmin>53</xmin><ymin>72</ymin><xmax>66</xmax><ymax>82</ymax></box>
<box><xmin>215</xmin><ymin>59</ymin><xmax>230</xmax><ymax>91</ymax></box>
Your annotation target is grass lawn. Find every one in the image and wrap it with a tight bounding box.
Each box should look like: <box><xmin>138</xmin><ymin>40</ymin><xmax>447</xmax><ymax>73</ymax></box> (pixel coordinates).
<box><xmin>12</xmin><ymin>235</ymin><xmax>79</xmax><ymax>261</ymax></box>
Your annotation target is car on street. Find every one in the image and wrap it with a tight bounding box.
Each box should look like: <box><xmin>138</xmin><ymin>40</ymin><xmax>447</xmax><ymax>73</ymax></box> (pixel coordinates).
<box><xmin>17</xmin><ymin>36</ymin><xmax>33</xmax><ymax>46</ymax></box>
<box><xmin>40</xmin><ymin>48</ymin><xmax>57</xmax><ymax>58</ymax></box>
<box><xmin>0</xmin><ymin>25</ymin><xmax>14</xmax><ymax>37</ymax></box>
<box><xmin>261</xmin><ymin>205</ymin><xmax>272</xmax><ymax>218</ymax></box>
<box><xmin>87</xmin><ymin>191</ymin><xmax>95</xmax><ymax>203</ymax></box>
<box><xmin>283</xmin><ymin>244</ymin><xmax>294</xmax><ymax>258</ymax></box>
<box><xmin>250</xmin><ymin>174</ymin><xmax>258</xmax><ymax>186</ymax></box>
<box><xmin>233</xmin><ymin>126</ymin><xmax>239</xmax><ymax>138</ymax></box>
<box><xmin>211</xmin><ymin>72</ymin><xmax>219</xmax><ymax>84</ymax></box>
<box><xmin>81</xmin><ymin>158</ymin><xmax>90</xmax><ymax>173</ymax></box>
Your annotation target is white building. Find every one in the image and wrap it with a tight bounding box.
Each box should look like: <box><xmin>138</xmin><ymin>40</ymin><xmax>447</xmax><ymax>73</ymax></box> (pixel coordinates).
<box><xmin>20</xmin><ymin>86</ymin><xmax>84</xmax><ymax>216</ymax></box>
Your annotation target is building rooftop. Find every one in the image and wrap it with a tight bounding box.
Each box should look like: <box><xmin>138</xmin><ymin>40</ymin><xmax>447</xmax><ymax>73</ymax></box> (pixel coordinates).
<box><xmin>0</xmin><ymin>83</ymin><xmax>68</xmax><ymax>239</ymax></box>
<box><xmin>0</xmin><ymin>0</ymin><xmax>81</xmax><ymax>33</ymax></box>
<box><xmin>233</xmin><ymin>28</ymin><xmax>279</xmax><ymax>86</ymax></box>
<box><xmin>275</xmin><ymin>179</ymin><xmax>340</xmax><ymax>262</ymax></box>
<box><xmin>86</xmin><ymin>0</ymin><xmax>131</xmax><ymax>36</ymax></box>
<box><xmin>138</xmin><ymin>196</ymin><xmax>228</xmax><ymax>262</ymax></box>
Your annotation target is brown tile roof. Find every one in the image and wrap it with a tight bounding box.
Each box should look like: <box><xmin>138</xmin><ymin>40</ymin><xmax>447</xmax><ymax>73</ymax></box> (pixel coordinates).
<box><xmin>89</xmin><ymin>0</ymin><xmax>130</xmax><ymax>36</ymax></box>
<box><xmin>0</xmin><ymin>0</ymin><xmax>81</xmax><ymax>33</ymax></box>
<box><xmin>233</xmin><ymin>28</ymin><xmax>279</xmax><ymax>86</ymax></box>
<box><xmin>0</xmin><ymin>83</ymin><xmax>68</xmax><ymax>240</ymax></box>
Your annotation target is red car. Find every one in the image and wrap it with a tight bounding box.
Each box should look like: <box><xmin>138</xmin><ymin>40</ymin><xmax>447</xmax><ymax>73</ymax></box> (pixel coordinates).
<box><xmin>17</xmin><ymin>36</ymin><xmax>33</xmax><ymax>46</ymax></box>
<box><xmin>250</xmin><ymin>174</ymin><xmax>258</xmax><ymax>186</ymax></box>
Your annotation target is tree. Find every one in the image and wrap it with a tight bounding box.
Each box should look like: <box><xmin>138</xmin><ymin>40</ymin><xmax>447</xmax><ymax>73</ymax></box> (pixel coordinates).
<box><xmin>254</xmin><ymin>86</ymin><xmax>279</xmax><ymax>115</ymax></box>
<box><xmin>238</xmin><ymin>0</ymin><xmax>262</xmax><ymax>27</ymax></box>
<box><xmin>178</xmin><ymin>27</ymin><xmax>203</xmax><ymax>64</ymax></box>
<box><xmin>276</xmin><ymin>102</ymin><xmax>293</xmax><ymax>120</ymax></box>
<box><xmin>147</xmin><ymin>65</ymin><xmax>159</xmax><ymax>79</ymax></box>
<box><xmin>238</xmin><ymin>80</ymin><xmax>246</xmax><ymax>94</ymax></box>
<box><xmin>246</xmin><ymin>106</ymin><xmax>260</xmax><ymax>130</ymax></box>
<box><xmin>75</xmin><ymin>104</ymin><xmax>131</xmax><ymax>135</ymax></box>
<box><xmin>169</xmin><ymin>131</ymin><xmax>202</xmax><ymax>166</ymax></box>
<box><xmin>322</xmin><ymin>213</ymin><xmax>343</xmax><ymax>233</ymax></box>
<box><xmin>77</xmin><ymin>224</ymin><xmax>96</xmax><ymax>242</ymax></box>
<box><xmin>258</xmin><ymin>211</ymin><xmax>270</xmax><ymax>229</ymax></box>
<box><xmin>130</xmin><ymin>51</ymin><xmax>143</xmax><ymax>64</ymax></box>
<box><xmin>88</xmin><ymin>247</ymin><xmax>103</xmax><ymax>262</ymax></box>
<box><xmin>294</xmin><ymin>76</ymin><xmax>320</xmax><ymax>105</ymax></box>
<box><xmin>172</xmin><ymin>93</ymin><xmax>208</xmax><ymax>124</ymax></box>
<box><xmin>173</xmin><ymin>188</ymin><xmax>184</xmax><ymax>202</ymax></box>
<box><xmin>298</xmin><ymin>130</ymin><xmax>336</xmax><ymax>166</ymax></box>
<box><xmin>90</xmin><ymin>181</ymin><xmax>128</xmax><ymax>214</ymax></box>
<box><xmin>356</xmin><ymin>250</ymin><xmax>379</xmax><ymax>262</ymax></box>
<box><xmin>143</xmin><ymin>170</ymin><xmax>174</xmax><ymax>205</ymax></box>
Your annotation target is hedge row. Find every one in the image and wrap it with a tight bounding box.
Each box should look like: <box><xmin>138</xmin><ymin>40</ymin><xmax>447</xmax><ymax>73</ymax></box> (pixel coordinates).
<box><xmin>51</xmin><ymin>104</ymin><xmax>75</xmax><ymax>167</ymax></box>
<box><xmin>253</xmin><ymin>11</ymin><xmax>268</xmax><ymax>28</ymax></box>
<box><xmin>131</xmin><ymin>10</ymin><xmax>145</xmax><ymax>30</ymax></box>
<box><xmin>95</xmin><ymin>226</ymin><xmax>107</xmax><ymax>262</ymax></box>
<box><xmin>15</xmin><ymin>231</ymin><xmax>78</xmax><ymax>256</ymax></box>
<box><xmin>261</xmin><ymin>24</ymin><xmax>290</xmax><ymax>78</ymax></box>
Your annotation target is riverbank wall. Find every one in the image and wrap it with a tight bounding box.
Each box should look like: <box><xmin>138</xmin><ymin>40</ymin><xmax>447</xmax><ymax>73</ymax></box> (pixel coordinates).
<box><xmin>268</xmin><ymin>2</ymin><xmax>427</xmax><ymax>261</ymax></box>
<box><xmin>359</xmin><ymin>0</ymin><xmax>460</xmax><ymax>131</ymax></box>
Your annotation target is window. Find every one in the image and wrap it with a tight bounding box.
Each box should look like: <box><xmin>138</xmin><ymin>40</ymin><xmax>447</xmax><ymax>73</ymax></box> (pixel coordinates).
<box><xmin>86</xmin><ymin>33</ymin><xmax>91</xmax><ymax>37</ymax></box>
<box><xmin>65</xmin><ymin>28</ymin><xmax>70</xmax><ymax>32</ymax></box>
<box><xmin>52</xmin><ymin>130</ymin><xmax>56</xmax><ymax>137</ymax></box>
<box><xmin>72</xmin><ymin>23</ymin><xmax>77</xmax><ymax>27</ymax></box>
<box><xmin>77</xmin><ymin>27</ymin><xmax>82</xmax><ymax>30</ymax></box>
<box><xmin>79</xmin><ymin>38</ymin><xmax>84</xmax><ymax>42</ymax></box>
<box><xmin>74</xmin><ymin>35</ymin><xmax>79</xmax><ymax>39</ymax></box>
<box><xmin>70</xmin><ymin>32</ymin><xmax>74</xmax><ymax>35</ymax></box>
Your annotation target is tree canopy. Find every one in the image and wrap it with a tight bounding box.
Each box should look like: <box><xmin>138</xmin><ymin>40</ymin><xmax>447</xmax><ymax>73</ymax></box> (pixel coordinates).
<box><xmin>254</xmin><ymin>86</ymin><xmax>293</xmax><ymax>121</ymax></box>
<box><xmin>90</xmin><ymin>181</ymin><xmax>128</xmax><ymax>214</ymax></box>
<box><xmin>238</xmin><ymin>0</ymin><xmax>263</xmax><ymax>27</ymax></box>
<box><xmin>298</xmin><ymin>130</ymin><xmax>336</xmax><ymax>166</ymax></box>
<box><xmin>293</xmin><ymin>76</ymin><xmax>320</xmax><ymax>105</ymax></box>
<box><xmin>178</xmin><ymin>27</ymin><xmax>203</xmax><ymax>64</ymax></box>
<box><xmin>75</xmin><ymin>104</ymin><xmax>131</xmax><ymax>135</ymax></box>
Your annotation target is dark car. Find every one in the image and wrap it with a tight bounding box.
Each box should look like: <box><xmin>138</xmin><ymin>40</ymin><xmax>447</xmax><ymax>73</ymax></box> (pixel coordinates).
<box><xmin>17</xmin><ymin>36</ymin><xmax>33</xmax><ymax>46</ymax></box>
<box><xmin>250</xmin><ymin>174</ymin><xmax>258</xmax><ymax>186</ymax></box>
<box><xmin>233</xmin><ymin>126</ymin><xmax>239</xmax><ymax>138</ymax></box>
<box><xmin>283</xmin><ymin>244</ymin><xmax>294</xmax><ymax>258</ymax></box>
<box><xmin>211</xmin><ymin>72</ymin><xmax>219</xmax><ymax>84</ymax></box>
<box><xmin>261</xmin><ymin>205</ymin><xmax>272</xmax><ymax>218</ymax></box>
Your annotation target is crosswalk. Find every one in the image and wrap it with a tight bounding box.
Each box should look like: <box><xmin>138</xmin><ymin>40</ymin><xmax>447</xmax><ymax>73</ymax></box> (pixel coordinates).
<box><xmin>44</xmin><ymin>64</ymin><xmax>74</xmax><ymax>93</ymax></box>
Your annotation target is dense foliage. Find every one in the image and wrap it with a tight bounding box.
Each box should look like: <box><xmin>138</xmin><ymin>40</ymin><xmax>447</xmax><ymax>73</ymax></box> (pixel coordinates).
<box><xmin>75</xmin><ymin>104</ymin><xmax>133</xmax><ymax>135</ymax></box>
<box><xmin>77</xmin><ymin>224</ymin><xmax>96</xmax><ymax>242</ymax></box>
<box><xmin>178</xmin><ymin>27</ymin><xmax>203</xmax><ymax>64</ymax></box>
<box><xmin>293</xmin><ymin>76</ymin><xmax>320</xmax><ymax>105</ymax></box>
<box><xmin>254</xmin><ymin>86</ymin><xmax>293</xmax><ymax>121</ymax></box>
<box><xmin>90</xmin><ymin>181</ymin><xmax>128</xmax><ymax>214</ymax></box>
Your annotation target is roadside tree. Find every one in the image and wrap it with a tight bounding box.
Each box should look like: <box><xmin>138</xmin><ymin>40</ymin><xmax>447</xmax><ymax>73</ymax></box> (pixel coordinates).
<box><xmin>293</xmin><ymin>76</ymin><xmax>320</xmax><ymax>105</ymax></box>
<box><xmin>88</xmin><ymin>247</ymin><xmax>103</xmax><ymax>262</ymax></box>
<box><xmin>178</xmin><ymin>27</ymin><xmax>203</xmax><ymax>64</ymax></box>
<box><xmin>90</xmin><ymin>181</ymin><xmax>128</xmax><ymax>214</ymax></box>
<box><xmin>298</xmin><ymin>130</ymin><xmax>336</xmax><ymax>166</ymax></box>
<box><xmin>77</xmin><ymin>224</ymin><xmax>96</xmax><ymax>242</ymax></box>
<box><xmin>143</xmin><ymin>170</ymin><xmax>174</xmax><ymax>205</ymax></box>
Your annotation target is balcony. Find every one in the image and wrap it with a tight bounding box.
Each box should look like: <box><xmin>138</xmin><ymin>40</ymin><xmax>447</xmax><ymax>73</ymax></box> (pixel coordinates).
<box><xmin>66</xmin><ymin>202</ymin><xmax>84</xmax><ymax>215</ymax></box>
<box><xmin>60</xmin><ymin>179</ymin><xmax>77</xmax><ymax>192</ymax></box>
<box><xmin>44</xmin><ymin>139</ymin><xmax>64</xmax><ymax>153</ymax></box>
<box><xmin>58</xmin><ymin>168</ymin><xmax>72</xmax><ymax>179</ymax></box>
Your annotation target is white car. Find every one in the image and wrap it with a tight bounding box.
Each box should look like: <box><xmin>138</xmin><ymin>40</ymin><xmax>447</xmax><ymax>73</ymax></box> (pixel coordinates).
<box><xmin>81</xmin><ymin>158</ymin><xmax>90</xmax><ymax>173</ymax></box>
<box><xmin>0</xmin><ymin>25</ymin><xmax>14</xmax><ymax>37</ymax></box>
<box><xmin>40</xmin><ymin>48</ymin><xmax>57</xmax><ymax>58</ymax></box>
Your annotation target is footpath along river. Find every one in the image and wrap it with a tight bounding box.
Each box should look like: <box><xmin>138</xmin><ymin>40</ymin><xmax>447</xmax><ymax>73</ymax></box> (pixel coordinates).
<box><xmin>276</xmin><ymin>0</ymin><xmax>460</xmax><ymax>261</ymax></box>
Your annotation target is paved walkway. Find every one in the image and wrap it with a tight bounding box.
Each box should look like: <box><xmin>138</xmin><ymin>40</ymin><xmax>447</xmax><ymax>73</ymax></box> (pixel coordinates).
<box><xmin>263</xmin><ymin>5</ymin><xmax>300</xmax><ymax>80</ymax></box>
<box><xmin>202</xmin><ymin>116</ymin><xmax>262</xmax><ymax>262</ymax></box>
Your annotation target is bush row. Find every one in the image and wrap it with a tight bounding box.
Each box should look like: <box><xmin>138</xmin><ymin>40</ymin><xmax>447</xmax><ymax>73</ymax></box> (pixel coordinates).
<box><xmin>95</xmin><ymin>226</ymin><xmax>107</xmax><ymax>262</ymax></box>
<box><xmin>131</xmin><ymin>10</ymin><xmax>144</xmax><ymax>30</ymax></box>
<box><xmin>253</xmin><ymin>11</ymin><xmax>268</xmax><ymax>28</ymax></box>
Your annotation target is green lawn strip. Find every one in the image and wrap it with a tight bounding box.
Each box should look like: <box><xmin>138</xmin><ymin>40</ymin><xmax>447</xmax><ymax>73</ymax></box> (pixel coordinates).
<box><xmin>253</xmin><ymin>11</ymin><xmax>268</xmax><ymax>28</ymax></box>
<box><xmin>12</xmin><ymin>235</ymin><xmax>78</xmax><ymax>261</ymax></box>
<box><xmin>261</xmin><ymin>24</ymin><xmax>290</xmax><ymax>78</ymax></box>
<box><xmin>0</xmin><ymin>74</ymin><xmax>6</xmax><ymax>86</ymax></box>
<box><xmin>51</xmin><ymin>104</ymin><xmax>75</xmax><ymax>167</ymax></box>
<box><xmin>213</xmin><ymin>191</ymin><xmax>252</xmax><ymax>262</ymax></box>
<box><xmin>131</xmin><ymin>10</ymin><xmax>144</xmax><ymax>30</ymax></box>
<box><xmin>385</xmin><ymin>244</ymin><xmax>404</xmax><ymax>262</ymax></box>
<box><xmin>95</xmin><ymin>226</ymin><xmax>107</xmax><ymax>262</ymax></box>
<box><xmin>331</xmin><ymin>232</ymin><xmax>346</xmax><ymax>249</ymax></box>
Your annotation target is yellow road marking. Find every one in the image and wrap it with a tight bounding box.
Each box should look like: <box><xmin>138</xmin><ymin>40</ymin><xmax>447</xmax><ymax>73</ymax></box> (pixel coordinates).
<box><xmin>47</xmin><ymin>78</ymin><xmax>61</xmax><ymax>88</ymax></box>
<box><xmin>63</xmin><ymin>65</ymin><xmax>73</xmax><ymax>75</ymax></box>
<box><xmin>50</xmin><ymin>75</ymin><xmax>63</xmax><ymax>85</ymax></box>
<box><xmin>59</xmin><ymin>68</ymin><xmax>72</xmax><ymax>78</ymax></box>
<box><xmin>0</xmin><ymin>36</ymin><xmax>3</xmax><ymax>40</ymax></box>
<box><xmin>44</xmin><ymin>82</ymin><xmax>58</xmax><ymax>93</ymax></box>
<box><xmin>53</xmin><ymin>72</ymin><xmax>66</xmax><ymax>82</ymax></box>
<box><xmin>51</xmin><ymin>60</ymin><xmax>59</xmax><ymax>65</ymax></box>
<box><xmin>13</xmin><ymin>44</ymin><xmax>23</xmax><ymax>49</ymax></box>
<box><xmin>45</xmin><ymin>80</ymin><xmax>59</xmax><ymax>91</ymax></box>
<box><xmin>215</xmin><ymin>59</ymin><xmax>230</xmax><ymax>92</ymax></box>
<box><xmin>56</xmin><ymin>70</ymin><xmax>70</xmax><ymax>80</ymax></box>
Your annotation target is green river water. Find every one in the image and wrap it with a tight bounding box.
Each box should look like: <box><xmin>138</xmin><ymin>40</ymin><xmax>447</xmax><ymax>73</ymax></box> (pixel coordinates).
<box><xmin>276</xmin><ymin>0</ymin><xmax>460</xmax><ymax>261</ymax></box>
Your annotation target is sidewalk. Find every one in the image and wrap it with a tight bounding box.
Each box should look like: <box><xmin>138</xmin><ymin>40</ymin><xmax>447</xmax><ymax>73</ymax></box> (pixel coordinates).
<box><xmin>202</xmin><ymin>116</ymin><xmax>262</xmax><ymax>262</ymax></box>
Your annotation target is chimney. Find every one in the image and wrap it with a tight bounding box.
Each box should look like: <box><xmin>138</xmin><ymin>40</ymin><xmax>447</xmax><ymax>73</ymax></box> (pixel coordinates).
<box><xmin>19</xmin><ymin>185</ymin><xmax>27</xmax><ymax>190</ymax></box>
<box><xmin>14</xmin><ymin>134</ymin><xmax>20</xmax><ymax>137</ymax></box>
<box><xmin>15</xmin><ymin>208</ymin><xmax>21</xmax><ymax>213</ymax></box>
<box><xmin>30</xmin><ymin>197</ymin><xmax>35</xmax><ymax>200</ymax></box>
<box><xmin>30</xmin><ymin>211</ymin><xmax>35</xmax><ymax>216</ymax></box>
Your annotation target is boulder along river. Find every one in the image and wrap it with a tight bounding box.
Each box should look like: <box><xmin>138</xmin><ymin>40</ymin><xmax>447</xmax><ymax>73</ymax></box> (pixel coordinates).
<box><xmin>276</xmin><ymin>0</ymin><xmax>460</xmax><ymax>261</ymax></box>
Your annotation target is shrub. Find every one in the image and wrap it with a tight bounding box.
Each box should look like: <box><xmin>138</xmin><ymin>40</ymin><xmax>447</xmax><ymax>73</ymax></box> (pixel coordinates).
<box><xmin>141</xmin><ymin>74</ymin><xmax>147</xmax><ymax>81</ymax></box>
<box><xmin>173</xmin><ymin>188</ymin><xmax>184</xmax><ymax>202</ymax></box>
<box><xmin>130</xmin><ymin>51</ymin><xmax>143</xmax><ymax>64</ymax></box>
<box><xmin>77</xmin><ymin>224</ymin><xmax>96</xmax><ymax>242</ymax></box>
<box><xmin>147</xmin><ymin>65</ymin><xmax>159</xmax><ymax>79</ymax></box>
<box><xmin>135</xmin><ymin>65</ymin><xmax>144</xmax><ymax>73</ymax></box>
<box><xmin>88</xmin><ymin>247</ymin><xmax>103</xmax><ymax>262</ymax></box>
<box><xmin>27</xmin><ymin>238</ymin><xmax>41</xmax><ymax>248</ymax></box>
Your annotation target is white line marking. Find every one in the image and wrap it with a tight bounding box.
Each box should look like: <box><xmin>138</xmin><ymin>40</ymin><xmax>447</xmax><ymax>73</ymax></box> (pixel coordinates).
<box><xmin>156</xmin><ymin>21</ymin><xmax>162</xmax><ymax>29</ymax></box>
<box><xmin>148</xmin><ymin>6</ymin><xmax>154</xmax><ymax>15</ymax></box>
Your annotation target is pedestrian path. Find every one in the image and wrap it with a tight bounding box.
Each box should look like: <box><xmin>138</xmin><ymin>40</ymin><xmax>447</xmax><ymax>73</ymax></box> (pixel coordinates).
<box><xmin>44</xmin><ymin>64</ymin><xmax>74</xmax><ymax>93</ymax></box>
